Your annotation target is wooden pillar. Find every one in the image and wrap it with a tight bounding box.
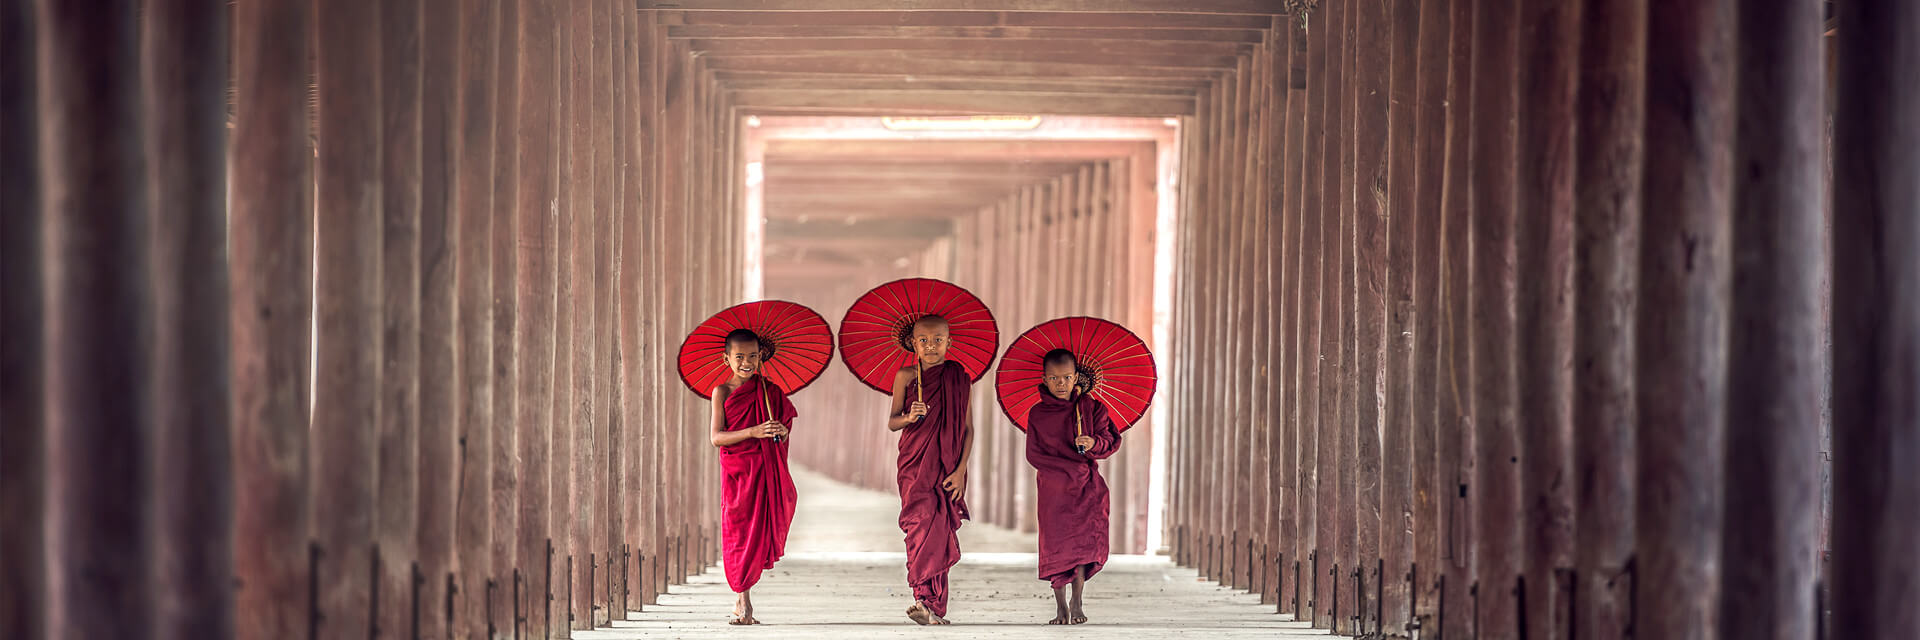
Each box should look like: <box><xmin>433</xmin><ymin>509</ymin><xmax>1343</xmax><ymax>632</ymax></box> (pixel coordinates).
<box><xmin>1263</xmin><ymin>20</ymin><xmax>1290</xmax><ymax>604</ymax></box>
<box><xmin>142</xmin><ymin>0</ymin><xmax>233</xmax><ymax>637</ymax></box>
<box><xmin>1379</xmin><ymin>0</ymin><xmax>1419</xmax><ymax>632</ymax></box>
<box><xmin>313</xmin><ymin>0</ymin><xmax>384</xmax><ymax>634</ymax></box>
<box><xmin>453</xmin><ymin>1</ymin><xmax>500</xmax><ymax>637</ymax></box>
<box><xmin>1720</xmin><ymin>0</ymin><xmax>1825</xmax><ymax>636</ymax></box>
<box><xmin>1352</xmin><ymin>0</ymin><xmax>1390</xmax><ymax>629</ymax></box>
<box><xmin>1305</xmin><ymin>0</ymin><xmax>1337</xmax><ymax>627</ymax></box>
<box><xmin>514</xmin><ymin>0</ymin><xmax>558</xmax><ymax>633</ymax></box>
<box><xmin>1515</xmin><ymin>0</ymin><xmax>1578</xmax><ymax>636</ymax></box>
<box><xmin>1235</xmin><ymin>52</ymin><xmax>1262</xmax><ymax>594</ymax></box>
<box><xmin>1570</xmin><ymin>0</ymin><xmax>1643</xmax><ymax>637</ymax></box>
<box><xmin>1469</xmin><ymin>0</ymin><xmax>1525</xmax><ymax>637</ymax></box>
<box><xmin>416</xmin><ymin>0</ymin><xmax>459</xmax><ymax>637</ymax></box>
<box><xmin>375</xmin><ymin>0</ymin><xmax>422</xmax><ymax>635</ymax></box>
<box><xmin>39</xmin><ymin>0</ymin><xmax>152</xmax><ymax>636</ymax></box>
<box><xmin>1278</xmin><ymin>14</ymin><xmax>1309</xmax><ymax>615</ymax></box>
<box><xmin>1830</xmin><ymin>1</ymin><xmax>1920</xmax><ymax>639</ymax></box>
<box><xmin>1436</xmin><ymin>0</ymin><xmax>1475</xmax><ymax>636</ymax></box>
<box><xmin>0</xmin><ymin>0</ymin><xmax>43</xmax><ymax>637</ymax></box>
<box><xmin>595</xmin><ymin>1</ymin><xmax>619</xmax><ymax>625</ymax></box>
<box><xmin>1293</xmin><ymin>7</ymin><xmax>1327</xmax><ymax>622</ymax></box>
<box><xmin>1637</xmin><ymin>0</ymin><xmax>1735</xmax><ymax>634</ymax></box>
<box><xmin>489</xmin><ymin>0</ymin><xmax>523</xmax><ymax>630</ymax></box>
<box><xmin>1410</xmin><ymin>0</ymin><xmax>1451</xmax><ymax>629</ymax></box>
<box><xmin>1323</xmin><ymin>0</ymin><xmax>1352</xmax><ymax>631</ymax></box>
<box><xmin>548</xmin><ymin>5</ymin><xmax>582</xmax><ymax>633</ymax></box>
<box><xmin>564</xmin><ymin>0</ymin><xmax>597</xmax><ymax>631</ymax></box>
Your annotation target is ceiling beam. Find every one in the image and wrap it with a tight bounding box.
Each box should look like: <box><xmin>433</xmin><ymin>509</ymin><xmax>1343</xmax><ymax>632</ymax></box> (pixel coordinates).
<box><xmin>660</xmin><ymin>10</ymin><xmax>1277</xmax><ymax>29</ymax></box>
<box><xmin>642</xmin><ymin>1</ymin><xmax>1284</xmax><ymax>15</ymax></box>
<box><xmin>718</xmin><ymin>71</ymin><xmax>1215</xmax><ymax>90</ymax></box>
<box><xmin>766</xmin><ymin>217</ymin><xmax>956</xmax><ymax>239</ymax></box>
<box><xmin>687</xmin><ymin>37</ymin><xmax>1249</xmax><ymax>58</ymax></box>
<box><xmin>702</xmin><ymin>55</ymin><xmax>1225</xmax><ymax>80</ymax></box>
<box><xmin>728</xmin><ymin>88</ymin><xmax>1195</xmax><ymax>117</ymax></box>
<box><xmin>764</xmin><ymin>162</ymin><xmax>1087</xmax><ymax>181</ymax></box>
<box><xmin>697</xmin><ymin>49</ymin><xmax>1244</xmax><ymax>71</ymax></box>
<box><xmin>764</xmin><ymin>138</ymin><xmax>1154</xmax><ymax>161</ymax></box>
<box><xmin>669</xmin><ymin>25</ymin><xmax>1268</xmax><ymax>43</ymax></box>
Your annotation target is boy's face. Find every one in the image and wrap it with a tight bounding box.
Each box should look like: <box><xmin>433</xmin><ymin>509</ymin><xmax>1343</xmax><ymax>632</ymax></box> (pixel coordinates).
<box><xmin>1043</xmin><ymin>361</ymin><xmax>1078</xmax><ymax>399</ymax></box>
<box><xmin>910</xmin><ymin>322</ymin><xmax>951</xmax><ymax>365</ymax></box>
<box><xmin>723</xmin><ymin>340</ymin><xmax>763</xmax><ymax>379</ymax></box>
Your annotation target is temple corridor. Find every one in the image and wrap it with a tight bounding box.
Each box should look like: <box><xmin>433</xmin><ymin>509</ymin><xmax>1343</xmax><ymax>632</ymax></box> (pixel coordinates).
<box><xmin>4</xmin><ymin>1</ymin><xmax>1915</xmax><ymax>640</ymax></box>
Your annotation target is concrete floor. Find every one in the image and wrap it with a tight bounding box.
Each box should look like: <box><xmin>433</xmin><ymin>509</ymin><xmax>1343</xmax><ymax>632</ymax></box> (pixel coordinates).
<box><xmin>581</xmin><ymin>467</ymin><xmax>1337</xmax><ymax>639</ymax></box>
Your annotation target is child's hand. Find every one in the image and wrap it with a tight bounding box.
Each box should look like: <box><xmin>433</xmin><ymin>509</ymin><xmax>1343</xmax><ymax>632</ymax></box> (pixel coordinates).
<box><xmin>753</xmin><ymin>422</ymin><xmax>787</xmax><ymax>439</ymax></box>
<box><xmin>941</xmin><ymin>468</ymin><xmax>968</xmax><ymax>502</ymax></box>
<box><xmin>907</xmin><ymin>401</ymin><xmax>929</xmax><ymax>422</ymax></box>
<box><xmin>1074</xmin><ymin>435</ymin><xmax>1095</xmax><ymax>452</ymax></box>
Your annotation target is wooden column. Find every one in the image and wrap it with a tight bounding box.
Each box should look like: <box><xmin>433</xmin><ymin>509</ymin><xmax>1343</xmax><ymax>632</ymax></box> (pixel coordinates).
<box><xmin>141</xmin><ymin>1</ymin><xmax>235</xmax><ymax>638</ymax></box>
<box><xmin>515</xmin><ymin>0</ymin><xmax>558</xmax><ymax>634</ymax></box>
<box><xmin>1436</xmin><ymin>0</ymin><xmax>1475</xmax><ymax>636</ymax></box>
<box><xmin>416</xmin><ymin>0</ymin><xmax>460</xmax><ymax>637</ymax></box>
<box><xmin>1720</xmin><ymin>0</ymin><xmax>1825</xmax><ymax>636</ymax></box>
<box><xmin>489</xmin><ymin>0</ymin><xmax>523</xmax><ymax>630</ymax></box>
<box><xmin>313</xmin><ymin>0</ymin><xmax>384</xmax><ymax>634</ymax></box>
<box><xmin>1305</xmin><ymin>1</ymin><xmax>1336</xmax><ymax>627</ymax></box>
<box><xmin>39</xmin><ymin>1</ymin><xmax>152</xmax><ymax>636</ymax></box>
<box><xmin>1830</xmin><ymin>1</ymin><xmax>1920</xmax><ymax>639</ymax></box>
<box><xmin>228</xmin><ymin>3</ymin><xmax>312</xmax><ymax>638</ymax></box>
<box><xmin>1325</xmin><ymin>0</ymin><xmax>1353</xmax><ymax>631</ymax></box>
<box><xmin>1570</xmin><ymin>0</ymin><xmax>1643</xmax><ymax>637</ymax></box>
<box><xmin>1410</xmin><ymin>0</ymin><xmax>1451</xmax><ymax>630</ymax></box>
<box><xmin>548</xmin><ymin>6</ymin><xmax>580</xmax><ymax>632</ymax></box>
<box><xmin>1294</xmin><ymin>7</ymin><xmax>1327</xmax><ymax>623</ymax></box>
<box><xmin>0</xmin><ymin>0</ymin><xmax>43</xmax><ymax>637</ymax></box>
<box><xmin>1637</xmin><ymin>0</ymin><xmax>1735</xmax><ymax>635</ymax></box>
<box><xmin>1515</xmin><ymin>0</ymin><xmax>1578</xmax><ymax>636</ymax></box>
<box><xmin>1352</xmin><ymin>0</ymin><xmax>1390</xmax><ymax>628</ymax></box>
<box><xmin>453</xmin><ymin>1</ymin><xmax>499</xmax><ymax>636</ymax></box>
<box><xmin>1380</xmin><ymin>0</ymin><xmax>1419</xmax><ymax>632</ymax></box>
<box><xmin>375</xmin><ymin>0</ymin><xmax>422</xmax><ymax>635</ymax></box>
<box><xmin>565</xmin><ymin>0</ymin><xmax>597</xmax><ymax>631</ymax></box>
<box><xmin>1278</xmin><ymin>14</ymin><xmax>1309</xmax><ymax>615</ymax></box>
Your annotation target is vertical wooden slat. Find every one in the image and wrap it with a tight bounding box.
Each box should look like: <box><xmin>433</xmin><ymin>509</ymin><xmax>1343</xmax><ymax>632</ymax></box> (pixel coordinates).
<box><xmin>0</xmin><ymin>0</ymin><xmax>43</xmax><ymax>636</ymax></box>
<box><xmin>313</xmin><ymin>0</ymin><xmax>384</xmax><ymax>634</ymax></box>
<box><xmin>515</xmin><ymin>0</ymin><xmax>558</xmax><ymax>633</ymax></box>
<box><xmin>490</xmin><ymin>0</ymin><xmax>523</xmax><ymax>632</ymax></box>
<box><xmin>229</xmin><ymin>1</ymin><xmax>313</xmax><ymax>637</ymax></box>
<box><xmin>376</xmin><ymin>0</ymin><xmax>423</xmax><ymax>636</ymax></box>
<box><xmin>1331</xmin><ymin>0</ymin><xmax>1357</xmax><ymax>631</ymax></box>
<box><xmin>143</xmin><ymin>0</ymin><xmax>232</xmax><ymax>637</ymax></box>
<box><xmin>1830</xmin><ymin>1</ymin><xmax>1920</xmax><ymax>639</ymax></box>
<box><xmin>1637</xmin><ymin>0</ymin><xmax>1736</xmax><ymax>635</ymax></box>
<box><xmin>1720</xmin><ymin>0</ymin><xmax>1825</xmax><ymax>636</ymax></box>
<box><xmin>1380</xmin><ymin>0</ymin><xmax>1420</xmax><ymax>632</ymax></box>
<box><xmin>1352</xmin><ymin>0</ymin><xmax>1390</xmax><ymax>628</ymax></box>
<box><xmin>1437</xmin><ymin>0</ymin><xmax>1476</xmax><ymax>636</ymax></box>
<box><xmin>1515</xmin><ymin>0</ymin><xmax>1578</xmax><ymax>636</ymax></box>
<box><xmin>417</xmin><ymin>0</ymin><xmax>460</xmax><ymax>636</ymax></box>
<box><xmin>1410</xmin><ymin>0</ymin><xmax>1451</xmax><ymax>628</ymax></box>
<box><xmin>453</xmin><ymin>1</ymin><xmax>499</xmax><ymax>637</ymax></box>
<box><xmin>1570</xmin><ymin>0</ymin><xmax>1644</xmax><ymax>636</ymax></box>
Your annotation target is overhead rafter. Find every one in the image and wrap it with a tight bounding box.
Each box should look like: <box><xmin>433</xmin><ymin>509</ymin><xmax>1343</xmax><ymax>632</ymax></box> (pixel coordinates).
<box><xmin>669</xmin><ymin>25</ymin><xmax>1269</xmax><ymax>43</ymax></box>
<box><xmin>642</xmin><ymin>1</ymin><xmax>1285</xmax><ymax>15</ymax></box>
<box><xmin>660</xmin><ymin>10</ymin><xmax>1277</xmax><ymax>29</ymax></box>
<box><xmin>732</xmin><ymin>88</ymin><xmax>1194</xmax><ymax>117</ymax></box>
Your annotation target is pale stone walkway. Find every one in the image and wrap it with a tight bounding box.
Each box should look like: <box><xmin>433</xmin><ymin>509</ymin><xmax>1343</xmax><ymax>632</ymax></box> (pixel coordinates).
<box><xmin>580</xmin><ymin>467</ymin><xmax>1334</xmax><ymax>639</ymax></box>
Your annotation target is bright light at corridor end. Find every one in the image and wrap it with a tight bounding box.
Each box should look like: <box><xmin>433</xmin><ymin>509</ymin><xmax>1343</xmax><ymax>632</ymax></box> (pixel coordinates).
<box><xmin>880</xmin><ymin>115</ymin><xmax>1044</xmax><ymax>131</ymax></box>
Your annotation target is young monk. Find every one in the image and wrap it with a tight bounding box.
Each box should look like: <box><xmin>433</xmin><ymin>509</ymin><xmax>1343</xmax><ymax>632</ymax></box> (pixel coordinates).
<box><xmin>707</xmin><ymin>329</ymin><xmax>797</xmax><ymax>625</ymax></box>
<box><xmin>887</xmin><ymin>315</ymin><xmax>974</xmax><ymax>625</ymax></box>
<box><xmin>1025</xmin><ymin>348</ymin><xmax>1122</xmax><ymax>625</ymax></box>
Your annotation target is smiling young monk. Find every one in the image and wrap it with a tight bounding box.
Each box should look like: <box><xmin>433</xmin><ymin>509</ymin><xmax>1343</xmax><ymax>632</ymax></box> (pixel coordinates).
<box><xmin>1024</xmin><ymin>348</ymin><xmax>1122</xmax><ymax>625</ymax></box>
<box><xmin>708</xmin><ymin>329</ymin><xmax>797</xmax><ymax>625</ymax></box>
<box><xmin>887</xmin><ymin>315</ymin><xmax>974</xmax><ymax>625</ymax></box>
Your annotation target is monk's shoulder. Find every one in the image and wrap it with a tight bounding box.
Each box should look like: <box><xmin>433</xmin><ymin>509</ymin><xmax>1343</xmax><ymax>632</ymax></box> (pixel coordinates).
<box><xmin>711</xmin><ymin>382</ymin><xmax>737</xmax><ymax>399</ymax></box>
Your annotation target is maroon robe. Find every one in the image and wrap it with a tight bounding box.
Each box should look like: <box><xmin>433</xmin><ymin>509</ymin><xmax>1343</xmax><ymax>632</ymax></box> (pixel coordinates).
<box><xmin>898</xmin><ymin>360</ymin><xmax>972</xmax><ymax>617</ymax></box>
<box><xmin>718</xmin><ymin>374</ymin><xmax>798</xmax><ymax>593</ymax></box>
<box><xmin>1025</xmin><ymin>389</ymin><xmax>1121</xmax><ymax>589</ymax></box>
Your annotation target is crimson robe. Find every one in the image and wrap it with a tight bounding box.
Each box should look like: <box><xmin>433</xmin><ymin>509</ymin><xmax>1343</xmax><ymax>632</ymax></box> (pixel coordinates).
<box><xmin>719</xmin><ymin>374</ymin><xmax>798</xmax><ymax>593</ymax></box>
<box><xmin>1025</xmin><ymin>389</ymin><xmax>1121</xmax><ymax>589</ymax></box>
<box><xmin>898</xmin><ymin>360</ymin><xmax>973</xmax><ymax>617</ymax></box>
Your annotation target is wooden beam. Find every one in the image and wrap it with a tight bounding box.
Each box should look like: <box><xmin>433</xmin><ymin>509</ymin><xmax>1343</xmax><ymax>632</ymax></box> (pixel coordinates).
<box><xmin>764</xmin><ymin>138</ymin><xmax>1153</xmax><ymax>160</ymax></box>
<box><xmin>642</xmin><ymin>1</ymin><xmax>1283</xmax><ymax>14</ymax></box>
<box><xmin>766</xmin><ymin>217</ymin><xmax>954</xmax><ymax>238</ymax></box>
<box><xmin>698</xmin><ymin>48</ymin><xmax>1242</xmax><ymax>70</ymax></box>
<box><xmin>729</xmin><ymin>88</ymin><xmax>1193</xmax><ymax>117</ymax></box>
<box><xmin>662</xmin><ymin>9</ymin><xmax>1275</xmax><ymax>29</ymax></box>
<box><xmin>703</xmin><ymin>54</ymin><xmax>1223</xmax><ymax>79</ymax></box>
<box><xmin>762</xmin><ymin>201</ymin><xmax>978</xmax><ymax>218</ymax></box>
<box><xmin>671</xmin><ymin>24</ymin><xmax>1266</xmax><ymax>42</ymax></box>
<box><xmin>765</xmin><ymin>163</ymin><xmax>1084</xmax><ymax>182</ymax></box>
<box><xmin>688</xmin><ymin>36</ymin><xmax>1247</xmax><ymax>57</ymax></box>
<box><xmin>722</xmin><ymin>74</ymin><xmax>1207</xmax><ymax>93</ymax></box>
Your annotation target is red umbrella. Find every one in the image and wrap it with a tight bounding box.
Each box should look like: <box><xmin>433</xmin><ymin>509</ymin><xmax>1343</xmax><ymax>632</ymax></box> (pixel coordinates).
<box><xmin>678</xmin><ymin>300</ymin><xmax>834</xmax><ymax>399</ymax></box>
<box><xmin>837</xmin><ymin>278</ymin><xmax>1000</xmax><ymax>394</ymax></box>
<box><xmin>995</xmin><ymin>316</ymin><xmax>1157</xmax><ymax>432</ymax></box>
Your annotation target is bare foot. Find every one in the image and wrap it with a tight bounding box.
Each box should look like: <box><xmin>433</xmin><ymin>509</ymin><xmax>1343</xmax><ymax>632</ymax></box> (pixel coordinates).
<box><xmin>731</xmin><ymin>594</ymin><xmax>758</xmax><ymax>625</ymax></box>
<box><xmin>1069</xmin><ymin>603</ymin><xmax>1087</xmax><ymax>625</ymax></box>
<box><xmin>907</xmin><ymin>602</ymin><xmax>934</xmax><ymax>626</ymax></box>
